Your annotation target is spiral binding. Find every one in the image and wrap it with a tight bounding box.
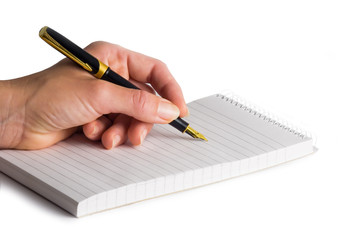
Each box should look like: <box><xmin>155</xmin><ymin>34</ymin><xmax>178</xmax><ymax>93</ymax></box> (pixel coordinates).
<box><xmin>216</xmin><ymin>92</ymin><xmax>312</xmax><ymax>140</ymax></box>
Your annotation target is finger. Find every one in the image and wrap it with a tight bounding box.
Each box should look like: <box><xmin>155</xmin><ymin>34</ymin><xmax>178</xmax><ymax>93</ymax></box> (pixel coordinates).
<box><xmin>128</xmin><ymin>119</ymin><xmax>154</xmax><ymax>146</ymax></box>
<box><xmin>86</xmin><ymin>44</ymin><xmax>155</xmax><ymax>97</ymax></box>
<box><xmin>90</xmin><ymin>81</ymin><xmax>180</xmax><ymax>124</ymax></box>
<box><xmin>127</xmin><ymin>79</ymin><xmax>155</xmax><ymax>94</ymax></box>
<box><xmin>84</xmin><ymin>42</ymin><xmax>130</xmax><ymax>80</ymax></box>
<box><xmin>83</xmin><ymin>115</ymin><xmax>112</xmax><ymax>141</ymax></box>
<box><xmin>85</xmin><ymin>42</ymin><xmax>188</xmax><ymax>117</ymax></box>
<box><xmin>125</xmin><ymin>50</ymin><xmax>189</xmax><ymax>117</ymax></box>
<box><xmin>101</xmin><ymin>114</ymin><xmax>131</xmax><ymax>149</ymax></box>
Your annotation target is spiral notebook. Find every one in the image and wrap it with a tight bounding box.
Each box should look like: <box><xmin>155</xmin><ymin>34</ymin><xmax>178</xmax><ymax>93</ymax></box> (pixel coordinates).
<box><xmin>0</xmin><ymin>94</ymin><xmax>314</xmax><ymax>217</ymax></box>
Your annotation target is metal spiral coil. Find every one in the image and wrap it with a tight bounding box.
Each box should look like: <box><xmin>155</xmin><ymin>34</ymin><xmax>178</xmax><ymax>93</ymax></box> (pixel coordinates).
<box><xmin>216</xmin><ymin>93</ymin><xmax>310</xmax><ymax>139</ymax></box>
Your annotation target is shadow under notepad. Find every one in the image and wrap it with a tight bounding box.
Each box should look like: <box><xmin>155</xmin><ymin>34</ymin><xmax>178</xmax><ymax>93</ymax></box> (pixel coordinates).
<box><xmin>0</xmin><ymin>172</ymin><xmax>71</xmax><ymax>218</ymax></box>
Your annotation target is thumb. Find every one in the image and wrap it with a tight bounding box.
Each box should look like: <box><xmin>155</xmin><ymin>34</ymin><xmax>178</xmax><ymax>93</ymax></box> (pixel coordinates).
<box><xmin>91</xmin><ymin>81</ymin><xmax>180</xmax><ymax>124</ymax></box>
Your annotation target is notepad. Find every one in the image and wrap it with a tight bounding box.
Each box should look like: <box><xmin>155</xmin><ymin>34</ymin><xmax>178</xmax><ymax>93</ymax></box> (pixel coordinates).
<box><xmin>0</xmin><ymin>94</ymin><xmax>314</xmax><ymax>217</ymax></box>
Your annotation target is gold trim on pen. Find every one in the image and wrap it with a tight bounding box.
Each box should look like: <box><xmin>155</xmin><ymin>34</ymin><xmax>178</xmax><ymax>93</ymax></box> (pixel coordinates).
<box><xmin>184</xmin><ymin>125</ymin><xmax>208</xmax><ymax>141</ymax></box>
<box><xmin>94</xmin><ymin>61</ymin><xmax>108</xmax><ymax>79</ymax></box>
<box><xmin>39</xmin><ymin>26</ymin><xmax>93</xmax><ymax>72</ymax></box>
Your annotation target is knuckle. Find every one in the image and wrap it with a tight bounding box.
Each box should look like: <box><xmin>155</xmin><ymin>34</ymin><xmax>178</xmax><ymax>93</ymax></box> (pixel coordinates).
<box><xmin>153</xmin><ymin>60</ymin><xmax>175</xmax><ymax>83</ymax></box>
<box><xmin>131</xmin><ymin>90</ymin><xmax>151</xmax><ymax>115</ymax></box>
<box><xmin>155</xmin><ymin>59</ymin><xmax>167</xmax><ymax>69</ymax></box>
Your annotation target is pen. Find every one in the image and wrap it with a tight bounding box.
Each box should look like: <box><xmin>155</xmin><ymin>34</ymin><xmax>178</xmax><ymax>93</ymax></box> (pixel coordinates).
<box><xmin>39</xmin><ymin>26</ymin><xmax>207</xmax><ymax>141</ymax></box>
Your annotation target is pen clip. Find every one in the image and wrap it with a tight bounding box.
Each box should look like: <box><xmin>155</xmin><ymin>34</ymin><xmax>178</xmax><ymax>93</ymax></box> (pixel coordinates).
<box><xmin>39</xmin><ymin>26</ymin><xmax>93</xmax><ymax>72</ymax></box>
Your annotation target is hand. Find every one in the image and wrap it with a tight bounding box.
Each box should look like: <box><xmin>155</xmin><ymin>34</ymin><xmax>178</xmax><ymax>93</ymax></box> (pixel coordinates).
<box><xmin>0</xmin><ymin>41</ymin><xmax>188</xmax><ymax>150</ymax></box>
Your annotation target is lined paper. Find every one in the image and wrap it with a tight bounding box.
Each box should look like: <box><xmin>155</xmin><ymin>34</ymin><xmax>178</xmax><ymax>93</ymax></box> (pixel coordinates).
<box><xmin>0</xmin><ymin>94</ymin><xmax>313</xmax><ymax>217</ymax></box>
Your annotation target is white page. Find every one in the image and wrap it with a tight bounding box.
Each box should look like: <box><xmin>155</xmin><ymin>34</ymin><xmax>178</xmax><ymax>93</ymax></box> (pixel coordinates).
<box><xmin>0</xmin><ymin>94</ymin><xmax>314</xmax><ymax>217</ymax></box>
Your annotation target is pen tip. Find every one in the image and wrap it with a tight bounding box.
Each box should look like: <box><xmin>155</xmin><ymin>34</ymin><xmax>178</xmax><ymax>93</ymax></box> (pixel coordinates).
<box><xmin>185</xmin><ymin>126</ymin><xmax>208</xmax><ymax>141</ymax></box>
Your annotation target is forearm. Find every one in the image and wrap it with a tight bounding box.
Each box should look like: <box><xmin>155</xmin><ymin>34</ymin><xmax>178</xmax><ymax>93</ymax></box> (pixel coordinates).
<box><xmin>0</xmin><ymin>79</ymin><xmax>26</xmax><ymax>149</ymax></box>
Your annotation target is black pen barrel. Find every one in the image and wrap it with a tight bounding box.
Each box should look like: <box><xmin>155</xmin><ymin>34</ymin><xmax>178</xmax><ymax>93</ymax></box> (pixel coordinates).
<box><xmin>169</xmin><ymin>117</ymin><xmax>189</xmax><ymax>132</ymax></box>
<box><xmin>101</xmin><ymin>67</ymin><xmax>139</xmax><ymax>89</ymax></box>
<box><xmin>44</xmin><ymin>27</ymin><xmax>100</xmax><ymax>74</ymax></box>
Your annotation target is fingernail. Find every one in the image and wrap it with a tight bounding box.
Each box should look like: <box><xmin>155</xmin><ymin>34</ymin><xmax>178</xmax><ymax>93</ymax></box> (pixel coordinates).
<box><xmin>139</xmin><ymin>129</ymin><xmax>148</xmax><ymax>145</ymax></box>
<box><xmin>157</xmin><ymin>99</ymin><xmax>180</xmax><ymax>122</ymax></box>
<box><xmin>111</xmin><ymin>135</ymin><xmax>121</xmax><ymax>148</ymax></box>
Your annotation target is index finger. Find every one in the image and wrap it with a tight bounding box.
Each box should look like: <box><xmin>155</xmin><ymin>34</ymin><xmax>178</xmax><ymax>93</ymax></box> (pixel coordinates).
<box><xmin>124</xmin><ymin>48</ymin><xmax>189</xmax><ymax>117</ymax></box>
<box><xmin>85</xmin><ymin>42</ymin><xmax>188</xmax><ymax>117</ymax></box>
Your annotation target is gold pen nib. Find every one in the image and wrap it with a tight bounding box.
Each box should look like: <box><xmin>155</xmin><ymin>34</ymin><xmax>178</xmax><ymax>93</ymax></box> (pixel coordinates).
<box><xmin>184</xmin><ymin>126</ymin><xmax>208</xmax><ymax>141</ymax></box>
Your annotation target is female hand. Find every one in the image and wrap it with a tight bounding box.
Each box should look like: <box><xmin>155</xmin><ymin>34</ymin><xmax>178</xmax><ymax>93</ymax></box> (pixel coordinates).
<box><xmin>0</xmin><ymin>41</ymin><xmax>188</xmax><ymax>149</ymax></box>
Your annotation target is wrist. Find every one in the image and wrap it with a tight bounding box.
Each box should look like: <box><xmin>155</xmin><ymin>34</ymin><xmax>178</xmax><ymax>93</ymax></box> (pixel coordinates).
<box><xmin>0</xmin><ymin>78</ymin><xmax>29</xmax><ymax>149</ymax></box>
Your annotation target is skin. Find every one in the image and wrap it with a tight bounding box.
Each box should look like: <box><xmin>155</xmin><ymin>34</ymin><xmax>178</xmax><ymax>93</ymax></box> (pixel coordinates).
<box><xmin>0</xmin><ymin>41</ymin><xmax>188</xmax><ymax>150</ymax></box>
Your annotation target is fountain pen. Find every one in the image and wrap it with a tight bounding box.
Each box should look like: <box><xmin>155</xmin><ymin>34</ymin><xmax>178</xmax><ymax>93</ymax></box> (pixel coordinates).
<box><xmin>39</xmin><ymin>26</ymin><xmax>207</xmax><ymax>141</ymax></box>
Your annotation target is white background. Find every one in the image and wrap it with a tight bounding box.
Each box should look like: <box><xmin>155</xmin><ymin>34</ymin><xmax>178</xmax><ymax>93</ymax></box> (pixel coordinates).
<box><xmin>0</xmin><ymin>0</ymin><xmax>341</xmax><ymax>239</ymax></box>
